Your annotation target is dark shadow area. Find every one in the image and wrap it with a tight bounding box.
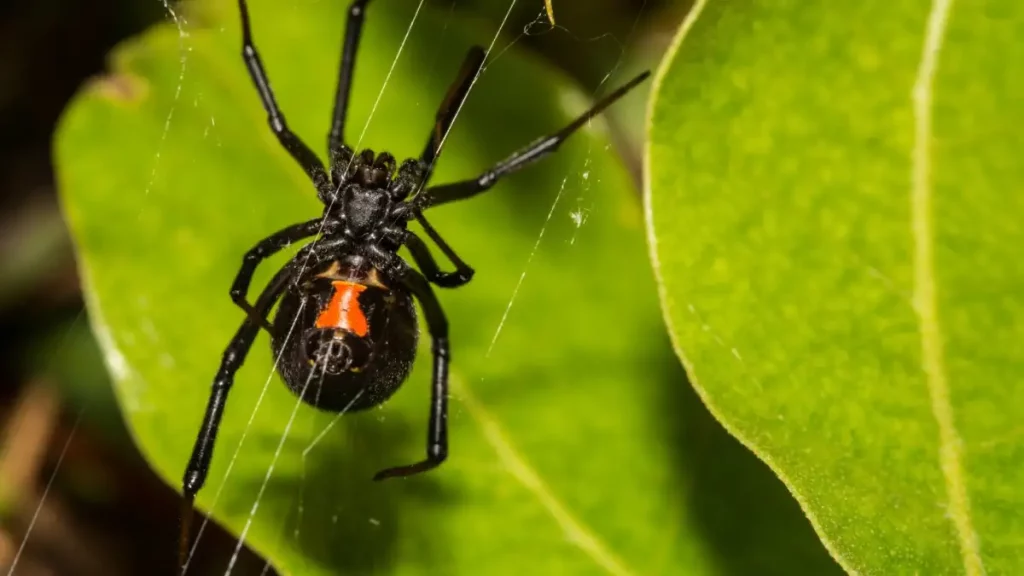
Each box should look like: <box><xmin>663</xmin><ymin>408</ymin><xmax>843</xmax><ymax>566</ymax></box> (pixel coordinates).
<box><xmin>654</xmin><ymin>341</ymin><xmax>844</xmax><ymax>574</ymax></box>
<box><xmin>0</xmin><ymin>3</ymin><xmax>277</xmax><ymax>573</ymax></box>
<box><xmin>217</xmin><ymin>411</ymin><xmax>457</xmax><ymax>574</ymax></box>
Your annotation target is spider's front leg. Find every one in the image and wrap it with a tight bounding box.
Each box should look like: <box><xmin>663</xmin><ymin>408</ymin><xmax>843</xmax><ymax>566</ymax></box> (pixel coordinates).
<box><xmin>328</xmin><ymin>0</ymin><xmax>372</xmax><ymax>154</ymax></box>
<box><xmin>230</xmin><ymin>218</ymin><xmax>324</xmax><ymax>332</ymax></box>
<box><xmin>423</xmin><ymin>70</ymin><xmax>651</xmax><ymax>207</ymax></box>
<box><xmin>237</xmin><ymin>0</ymin><xmax>330</xmax><ymax>196</ymax></box>
<box><xmin>420</xmin><ymin>46</ymin><xmax>485</xmax><ymax>180</ymax></box>
<box><xmin>373</xmin><ymin>266</ymin><xmax>450</xmax><ymax>480</ymax></box>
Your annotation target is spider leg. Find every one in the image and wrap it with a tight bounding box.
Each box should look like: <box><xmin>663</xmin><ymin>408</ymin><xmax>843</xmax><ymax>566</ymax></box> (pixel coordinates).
<box><xmin>328</xmin><ymin>0</ymin><xmax>372</xmax><ymax>156</ymax></box>
<box><xmin>230</xmin><ymin>218</ymin><xmax>324</xmax><ymax>332</ymax></box>
<box><xmin>423</xmin><ymin>70</ymin><xmax>650</xmax><ymax>207</ymax></box>
<box><xmin>179</xmin><ymin>250</ymin><xmax>298</xmax><ymax>570</ymax></box>
<box><xmin>179</xmin><ymin>237</ymin><xmax>347</xmax><ymax>571</ymax></box>
<box><xmin>373</xmin><ymin>267</ymin><xmax>450</xmax><ymax>480</ymax></box>
<box><xmin>420</xmin><ymin>46</ymin><xmax>486</xmax><ymax>179</ymax></box>
<box><xmin>237</xmin><ymin>0</ymin><xmax>330</xmax><ymax>196</ymax></box>
<box><xmin>403</xmin><ymin>215</ymin><xmax>473</xmax><ymax>288</ymax></box>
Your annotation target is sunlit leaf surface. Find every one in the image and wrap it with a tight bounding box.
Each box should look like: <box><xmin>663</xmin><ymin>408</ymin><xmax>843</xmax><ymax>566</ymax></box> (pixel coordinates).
<box><xmin>58</xmin><ymin>0</ymin><xmax>838</xmax><ymax>573</ymax></box>
<box><xmin>647</xmin><ymin>1</ymin><xmax>1024</xmax><ymax>574</ymax></box>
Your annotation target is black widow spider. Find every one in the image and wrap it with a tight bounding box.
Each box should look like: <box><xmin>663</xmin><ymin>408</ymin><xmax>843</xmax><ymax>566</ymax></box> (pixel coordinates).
<box><xmin>178</xmin><ymin>0</ymin><xmax>648</xmax><ymax>566</ymax></box>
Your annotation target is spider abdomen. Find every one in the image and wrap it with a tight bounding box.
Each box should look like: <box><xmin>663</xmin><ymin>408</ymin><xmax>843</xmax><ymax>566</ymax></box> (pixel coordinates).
<box><xmin>271</xmin><ymin>259</ymin><xmax>418</xmax><ymax>413</ymax></box>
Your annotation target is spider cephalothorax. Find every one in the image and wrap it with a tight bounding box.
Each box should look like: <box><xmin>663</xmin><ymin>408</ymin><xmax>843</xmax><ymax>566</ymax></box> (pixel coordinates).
<box><xmin>320</xmin><ymin>149</ymin><xmax>425</xmax><ymax>237</ymax></box>
<box><xmin>178</xmin><ymin>0</ymin><xmax>648</xmax><ymax>568</ymax></box>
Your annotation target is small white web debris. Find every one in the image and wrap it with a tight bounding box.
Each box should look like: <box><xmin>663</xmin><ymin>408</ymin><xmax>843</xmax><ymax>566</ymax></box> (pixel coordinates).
<box><xmin>568</xmin><ymin>159</ymin><xmax>593</xmax><ymax>245</ymax></box>
<box><xmin>569</xmin><ymin>209</ymin><xmax>584</xmax><ymax>227</ymax></box>
<box><xmin>568</xmin><ymin>204</ymin><xmax>590</xmax><ymax>245</ymax></box>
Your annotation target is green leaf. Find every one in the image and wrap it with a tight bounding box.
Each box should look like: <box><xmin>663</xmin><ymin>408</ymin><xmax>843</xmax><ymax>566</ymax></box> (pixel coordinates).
<box><xmin>647</xmin><ymin>1</ymin><xmax>1024</xmax><ymax>574</ymax></box>
<box><xmin>57</xmin><ymin>0</ymin><xmax>839</xmax><ymax>573</ymax></box>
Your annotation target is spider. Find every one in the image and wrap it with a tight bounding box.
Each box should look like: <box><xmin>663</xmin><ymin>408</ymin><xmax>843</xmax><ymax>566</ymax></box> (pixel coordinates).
<box><xmin>178</xmin><ymin>0</ymin><xmax>648</xmax><ymax>565</ymax></box>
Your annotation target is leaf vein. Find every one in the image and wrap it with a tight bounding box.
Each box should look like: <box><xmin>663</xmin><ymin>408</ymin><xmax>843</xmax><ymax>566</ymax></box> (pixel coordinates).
<box><xmin>453</xmin><ymin>377</ymin><xmax>635</xmax><ymax>576</ymax></box>
<box><xmin>911</xmin><ymin>1</ymin><xmax>985</xmax><ymax>573</ymax></box>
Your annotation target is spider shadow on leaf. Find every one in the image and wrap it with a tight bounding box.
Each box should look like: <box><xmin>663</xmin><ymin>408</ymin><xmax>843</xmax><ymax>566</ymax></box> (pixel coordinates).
<box><xmin>215</xmin><ymin>409</ymin><xmax>458</xmax><ymax>573</ymax></box>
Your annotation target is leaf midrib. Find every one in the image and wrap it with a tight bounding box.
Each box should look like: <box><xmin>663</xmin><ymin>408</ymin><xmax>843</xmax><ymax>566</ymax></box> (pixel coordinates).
<box><xmin>911</xmin><ymin>0</ymin><xmax>984</xmax><ymax>573</ymax></box>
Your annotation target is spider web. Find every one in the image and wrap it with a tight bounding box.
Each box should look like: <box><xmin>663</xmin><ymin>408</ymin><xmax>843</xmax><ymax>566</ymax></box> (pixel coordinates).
<box><xmin>204</xmin><ymin>2</ymin><xmax>527</xmax><ymax>572</ymax></box>
<box><xmin>202</xmin><ymin>4</ymin><xmax>645</xmax><ymax>570</ymax></box>
<box><xmin>6</xmin><ymin>0</ymin><xmax>648</xmax><ymax>574</ymax></box>
<box><xmin>233</xmin><ymin>10</ymin><xmax>644</xmax><ymax>573</ymax></box>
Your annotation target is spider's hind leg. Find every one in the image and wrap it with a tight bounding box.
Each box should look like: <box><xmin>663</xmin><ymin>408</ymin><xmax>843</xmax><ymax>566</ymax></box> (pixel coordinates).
<box><xmin>179</xmin><ymin>252</ymin><xmax>300</xmax><ymax>570</ymax></box>
<box><xmin>373</xmin><ymin>267</ymin><xmax>450</xmax><ymax>480</ymax></box>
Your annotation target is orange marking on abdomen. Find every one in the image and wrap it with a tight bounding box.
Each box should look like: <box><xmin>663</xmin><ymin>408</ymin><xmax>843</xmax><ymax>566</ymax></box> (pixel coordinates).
<box><xmin>315</xmin><ymin>281</ymin><xmax>369</xmax><ymax>337</ymax></box>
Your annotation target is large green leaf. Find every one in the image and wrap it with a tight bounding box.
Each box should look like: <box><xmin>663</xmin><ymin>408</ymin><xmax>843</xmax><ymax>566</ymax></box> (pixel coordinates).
<box><xmin>647</xmin><ymin>0</ymin><xmax>1023</xmax><ymax>574</ymax></box>
<box><xmin>57</xmin><ymin>0</ymin><xmax>840</xmax><ymax>573</ymax></box>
